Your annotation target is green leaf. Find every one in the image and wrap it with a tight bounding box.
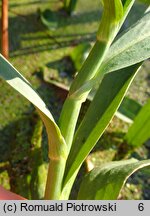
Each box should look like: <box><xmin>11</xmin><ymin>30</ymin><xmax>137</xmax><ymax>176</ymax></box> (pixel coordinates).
<box><xmin>78</xmin><ymin>159</ymin><xmax>150</xmax><ymax>199</ymax></box>
<box><xmin>122</xmin><ymin>1</ymin><xmax>149</xmax><ymax>29</ymax></box>
<box><xmin>125</xmin><ymin>99</ymin><xmax>150</xmax><ymax>147</ymax></box>
<box><xmin>88</xmin><ymin>94</ymin><xmax>142</xmax><ymax>123</ymax></box>
<box><xmin>0</xmin><ymin>54</ymin><xmax>68</xmax><ymax>199</ymax></box>
<box><xmin>0</xmin><ymin>54</ymin><xmax>67</xmax><ymax>158</ymax></box>
<box><xmin>71</xmin><ymin>1</ymin><xmax>150</xmax><ymax>98</ymax></box>
<box><xmin>99</xmin><ymin>11</ymin><xmax>150</xmax><ymax>74</ymax></box>
<box><xmin>61</xmin><ymin>63</ymin><xmax>142</xmax><ymax>198</ymax></box>
<box><xmin>116</xmin><ymin>97</ymin><xmax>142</xmax><ymax>123</ymax></box>
<box><xmin>122</xmin><ymin>0</ymin><xmax>135</xmax><ymax>17</ymax></box>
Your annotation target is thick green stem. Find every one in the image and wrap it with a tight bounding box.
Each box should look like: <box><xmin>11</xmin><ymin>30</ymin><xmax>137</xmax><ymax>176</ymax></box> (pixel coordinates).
<box><xmin>59</xmin><ymin>41</ymin><xmax>109</xmax><ymax>151</ymax></box>
<box><xmin>58</xmin><ymin>0</ymin><xmax>124</xmax><ymax>198</ymax></box>
<box><xmin>69</xmin><ymin>41</ymin><xmax>109</xmax><ymax>95</ymax></box>
<box><xmin>59</xmin><ymin>98</ymin><xmax>81</xmax><ymax>152</ymax></box>
<box><xmin>36</xmin><ymin>110</ymin><xmax>68</xmax><ymax>200</ymax></box>
<box><xmin>58</xmin><ymin>42</ymin><xmax>110</xmax><ymax>198</ymax></box>
<box><xmin>44</xmin><ymin>159</ymin><xmax>66</xmax><ymax>200</ymax></box>
<box><xmin>59</xmin><ymin>0</ymin><xmax>124</xmax><ymax>150</ymax></box>
<box><xmin>44</xmin><ymin>142</ymin><xmax>68</xmax><ymax>200</ymax></box>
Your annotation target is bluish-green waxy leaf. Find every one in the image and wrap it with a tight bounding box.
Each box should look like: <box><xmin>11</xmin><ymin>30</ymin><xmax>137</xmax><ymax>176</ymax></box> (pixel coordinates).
<box><xmin>123</xmin><ymin>1</ymin><xmax>149</xmax><ymax>29</ymax></box>
<box><xmin>100</xmin><ymin>12</ymin><xmax>150</xmax><ymax>77</ymax></box>
<box><xmin>0</xmin><ymin>54</ymin><xmax>68</xmax><ymax>199</ymax></box>
<box><xmin>62</xmin><ymin>63</ymin><xmax>142</xmax><ymax>194</ymax></box>
<box><xmin>125</xmin><ymin>99</ymin><xmax>150</xmax><ymax>147</ymax></box>
<box><xmin>78</xmin><ymin>159</ymin><xmax>150</xmax><ymax>199</ymax></box>
<box><xmin>99</xmin><ymin>11</ymin><xmax>150</xmax><ymax>74</ymax></box>
<box><xmin>0</xmin><ymin>54</ymin><xmax>67</xmax><ymax>160</ymax></box>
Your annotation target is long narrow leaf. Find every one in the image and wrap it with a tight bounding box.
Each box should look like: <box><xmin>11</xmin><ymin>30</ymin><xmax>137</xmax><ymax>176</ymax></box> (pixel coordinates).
<box><xmin>98</xmin><ymin>10</ymin><xmax>150</xmax><ymax>75</ymax></box>
<box><xmin>61</xmin><ymin>63</ymin><xmax>142</xmax><ymax>199</ymax></box>
<box><xmin>0</xmin><ymin>54</ymin><xmax>67</xmax><ymax>158</ymax></box>
<box><xmin>0</xmin><ymin>54</ymin><xmax>68</xmax><ymax>199</ymax></box>
<box><xmin>88</xmin><ymin>94</ymin><xmax>142</xmax><ymax>123</ymax></box>
<box><xmin>125</xmin><ymin>98</ymin><xmax>150</xmax><ymax>147</ymax></box>
<box><xmin>78</xmin><ymin>159</ymin><xmax>150</xmax><ymax>199</ymax></box>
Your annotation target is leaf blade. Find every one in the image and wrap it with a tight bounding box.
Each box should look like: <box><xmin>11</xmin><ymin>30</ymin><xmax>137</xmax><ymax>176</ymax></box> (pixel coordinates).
<box><xmin>78</xmin><ymin>159</ymin><xmax>150</xmax><ymax>200</ymax></box>
<box><xmin>0</xmin><ymin>54</ymin><xmax>67</xmax><ymax>160</ymax></box>
<box><xmin>62</xmin><ymin>63</ymin><xmax>142</xmax><ymax>197</ymax></box>
<box><xmin>0</xmin><ymin>54</ymin><xmax>68</xmax><ymax>199</ymax></box>
<box><xmin>100</xmin><ymin>11</ymin><xmax>150</xmax><ymax>74</ymax></box>
<box><xmin>125</xmin><ymin>98</ymin><xmax>150</xmax><ymax>147</ymax></box>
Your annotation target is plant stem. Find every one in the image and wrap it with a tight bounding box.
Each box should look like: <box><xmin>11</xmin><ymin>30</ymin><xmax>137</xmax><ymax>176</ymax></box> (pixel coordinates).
<box><xmin>59</xmin><ymin>40</ymin><xmax>110</xmax><ymax>152</ymax></box>
<box><xmin>58</xmin><ymin>41</ymin><xmax>110</xmax><ymax>199</ymax></box>
<box><xmin>59</xmin><ymin>0</ymin><xmax>124</xmax><ymax>198</ymax></box>
<box><xmin>36</xmin><ymin>110</ymin><xmax>68</xmax><ymax>200</ymax></box>
<box><xmin>44</xmin><ymin>159</ymin><xmax>66</xmax><ymax>199</ymax></box>
<box><xmin>59</xmin><ymin>0</ymin><xmax>124</xmax><ymax>151</ymax></box>
<box><xmin>59</xmin><ymin>98</ymin><xmax>81</xmax><ymax>152</ymax></box>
